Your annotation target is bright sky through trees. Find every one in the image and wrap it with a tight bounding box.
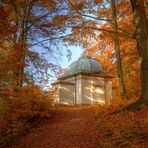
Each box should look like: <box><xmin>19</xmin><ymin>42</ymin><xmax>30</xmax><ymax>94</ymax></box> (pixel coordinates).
<box><xmin>0</xmin><ymin>1</ymin><xmax>148</xmax><ymax>147</ymax></box>
<box><xmin>47</xmin><ymin>45</ymin><xmax>83</xmax><ymax>89</ymax></box>
<box><xmin>61</xmin><ymin>46</ymin><xmax>83</xmax><ymax>68</ymax></box>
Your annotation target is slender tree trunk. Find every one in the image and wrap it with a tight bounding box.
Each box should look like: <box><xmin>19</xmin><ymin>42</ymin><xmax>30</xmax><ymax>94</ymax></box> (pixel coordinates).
<box><xmin>10</xmin><ymin>0</ymin><xmax>33</xmax><ymax>88</ymax></box>
<box><xmin>111</xmin><ymin>0</ymin><xmax>127</xmax><ymax>99</ymax></box>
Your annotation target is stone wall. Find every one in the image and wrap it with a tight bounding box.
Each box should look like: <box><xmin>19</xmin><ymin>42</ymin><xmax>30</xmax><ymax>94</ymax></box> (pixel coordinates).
<box><xmin>92</xmin><ymin>77</ymin><xmax>105</xmax><ymax>104</ymax></box>
<box><xmin>59</xmin><ymin>83</ymin><xmax>75</xmax><ymax>105</ymax></box>
<box><xmin>53</xmin><ymin>73</ymin><xmax>113</xmax><ymax>105</ymax></box>
<box><xmin>81</xmin><ymin>75</ymin><xmax>92</xmax><ymax>104</ymax></box>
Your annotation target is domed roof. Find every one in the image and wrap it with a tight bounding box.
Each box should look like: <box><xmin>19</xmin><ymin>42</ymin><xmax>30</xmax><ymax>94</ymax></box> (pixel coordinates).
<box><xmin>67</xmin><ymin>56</ymin><xmax>103</xmax><ymax>74</ymax></box>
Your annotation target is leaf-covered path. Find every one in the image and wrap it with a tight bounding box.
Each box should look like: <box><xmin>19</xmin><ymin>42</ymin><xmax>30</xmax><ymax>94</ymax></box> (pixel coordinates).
<box><xmin>11</xmin><ymin>106</ymin><xmax>101</xmax><ymax>148</ymax></box>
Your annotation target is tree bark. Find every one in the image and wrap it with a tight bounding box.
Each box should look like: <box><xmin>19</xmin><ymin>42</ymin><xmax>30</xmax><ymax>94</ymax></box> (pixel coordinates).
<box><xmin>10</xmin><ymin>0</ymin><xmax>33</xmax><ymax>87</ymax></box>
<box><xmin>126</xmin><ymin>0</ymin><xmax>148</xmax><ymax>108</ymax></box>
<box><xmin>111</xmin><ymin>0</ymin><xmax>127</xmax><ymax>99</ymax></box>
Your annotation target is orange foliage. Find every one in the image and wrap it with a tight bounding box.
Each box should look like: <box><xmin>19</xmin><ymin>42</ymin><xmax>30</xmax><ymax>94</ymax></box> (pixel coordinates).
<box><xmin>86</xmin><ymin>38</ymin><xmax>140</xmax><ymax>100</ymax></box>
<box><xmin>85</xmin><ymin>0</ymin><xmax>140</xmax><ymax>100</ymax></box>
<box><xmin>0</xmin><ymin>85</ymin><xmax>53</xmax><ymax>147</ymax></box>
<box><xmin>96</xmin><ymin>105</ymin><xmax>148</xmax><ymax>147</ymax></box>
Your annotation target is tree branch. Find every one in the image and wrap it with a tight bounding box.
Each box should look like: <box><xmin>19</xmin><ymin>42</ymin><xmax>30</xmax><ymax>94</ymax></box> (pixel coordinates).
<box><xmin>71</xmin><ymin>26</ymin><xmax>133</xmax><ymax>39</ymax></box>
<box><xmin>28</xmin><ymin>34</ymin><xmax>70</xmax><ymax>48</ymax></box>
<box><xmin>68</xmin><ymin>0</ymin><xmax>111</xmax><ymax>22</ymax></box>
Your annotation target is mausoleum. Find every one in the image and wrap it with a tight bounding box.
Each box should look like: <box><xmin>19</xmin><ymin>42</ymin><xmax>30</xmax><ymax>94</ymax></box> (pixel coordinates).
<box><xmin>52</xmin><ymin>56</ymin><xmax>114</xmax><ymax>105</ymax></box>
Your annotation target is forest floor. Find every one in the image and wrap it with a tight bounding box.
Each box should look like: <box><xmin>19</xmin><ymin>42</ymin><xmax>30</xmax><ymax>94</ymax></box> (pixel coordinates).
<box><xmin>11</xmin><ymin>105</ymin><xmax>102</xmax><ymax>148</ymax></box>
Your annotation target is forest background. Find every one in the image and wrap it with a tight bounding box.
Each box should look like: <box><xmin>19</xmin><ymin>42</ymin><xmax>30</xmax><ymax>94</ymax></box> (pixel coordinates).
<box><xmin>0</xmin><ymin>0</ymin><xmax>148</xmax><ymax>147</ymax></box>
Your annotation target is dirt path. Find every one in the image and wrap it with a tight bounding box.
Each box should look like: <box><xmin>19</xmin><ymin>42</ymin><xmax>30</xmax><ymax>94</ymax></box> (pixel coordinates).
<box><xmin>11</xmin><ymin>106</ymin><xmax>101</xmax><ymax>148</ymax></box>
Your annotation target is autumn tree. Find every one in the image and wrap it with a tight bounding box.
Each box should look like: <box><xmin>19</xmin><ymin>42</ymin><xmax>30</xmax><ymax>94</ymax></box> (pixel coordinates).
<box><xmin>64</xmin><ymin>0</ymin><xmax>136</xmax><ymax>99</ymax></box>
<box><xmin>127</xmin><ymin>0</ymin><xmax>148</xmax><ymax>107</ymax></box>
<box><xmin>0</xmin><ymin>4</ymin><xmax>17</xmax><ymax>96</ymax></box>
<box><xmin>0</xmin><ymin>0</ymin><xmax>70</xmax><ymax>90</ymax></box>
<box><xmin>110</xmin><ymin>0</ymin><xmax>127</xmax><ymax>99</ymax></box>
<box><xmin>0</xmin><ymin>2</ymin><xmax>57</xmax><ymax>145</ymax></box>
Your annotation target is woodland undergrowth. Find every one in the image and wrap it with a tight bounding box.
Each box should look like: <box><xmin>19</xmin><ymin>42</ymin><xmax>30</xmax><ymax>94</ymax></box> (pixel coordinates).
<box><xmin>0</xmin><ymin>85</ymin><xmax>54</xmax><ymax>148</ymax></box>
<box><xmin>96</xmin><ymin>103</ymin><xmax>148</xmax><ymax>147</ymax></box>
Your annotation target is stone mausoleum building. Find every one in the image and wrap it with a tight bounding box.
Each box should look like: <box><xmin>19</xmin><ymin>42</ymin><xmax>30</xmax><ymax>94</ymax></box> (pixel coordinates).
<box><xmin>52</xmin><ymin>56</ymin><xmax>114</xmax><ymax>105</ymax></box>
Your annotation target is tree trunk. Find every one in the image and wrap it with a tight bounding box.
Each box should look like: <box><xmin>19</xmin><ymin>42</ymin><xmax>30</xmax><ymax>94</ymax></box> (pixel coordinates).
<box><xmin>111</xmin><ymin>0</ymin><xmax>127</xmax><ymax>99</ymax></box>
<box><xmin>10</xmin><ymin>0</ymin><xmax>32</xmax><ymax>88</ymax></box>
<box><xmin>126</xmin><ymin>0</ymin><xmax>148</xmax><ymax>108</ymax></box>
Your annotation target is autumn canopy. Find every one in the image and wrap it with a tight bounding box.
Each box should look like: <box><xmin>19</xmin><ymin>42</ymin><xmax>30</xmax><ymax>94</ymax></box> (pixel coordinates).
<box><xmin>0</xmin><ymin>0</ymin><xmax>148</xmax><ymax>147</ymax></box>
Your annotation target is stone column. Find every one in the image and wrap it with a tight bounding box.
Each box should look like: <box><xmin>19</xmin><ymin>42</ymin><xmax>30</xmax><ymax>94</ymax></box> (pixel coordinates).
<box><xmin>105</xmin><ymin>78</ymin><xmax>112</xmax><ymax>105</ymax></box>
<box><xmin>76</xmin><ymin>74</ymin><xmax>82</xmax><ymax>104</ymax></box>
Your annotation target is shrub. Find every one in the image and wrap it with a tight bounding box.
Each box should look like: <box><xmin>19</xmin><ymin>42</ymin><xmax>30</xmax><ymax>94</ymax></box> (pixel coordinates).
<box><xmin>0</xmin><ymin>85</ymin><xmax>53</xmax><ymax>147</ymax></box>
